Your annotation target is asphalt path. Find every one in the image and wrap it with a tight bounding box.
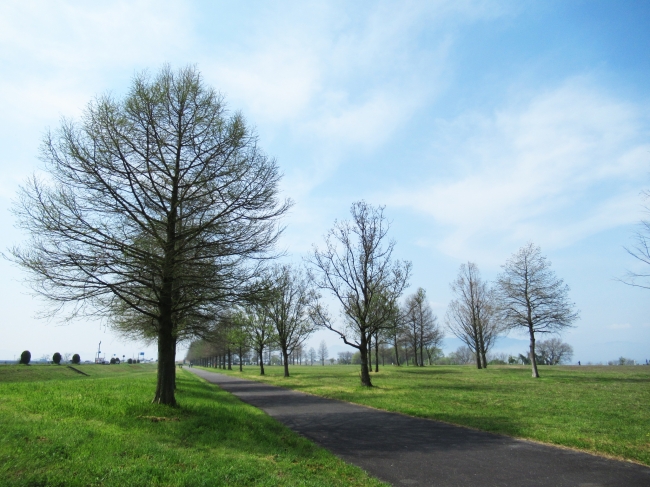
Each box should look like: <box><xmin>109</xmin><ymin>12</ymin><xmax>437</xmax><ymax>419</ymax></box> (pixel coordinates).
<box><xmin>188</xmin><ymin>368</ymin><xmax>650</xmax><ymax>487</ymax></box>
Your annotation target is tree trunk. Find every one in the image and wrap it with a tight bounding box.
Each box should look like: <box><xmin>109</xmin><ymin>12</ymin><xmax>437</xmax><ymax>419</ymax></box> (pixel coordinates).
<box><xmin>474</xmin><ymin>338</ymin><xmax>482</xmax><ymax>369</ymax></box>
<box><xmin>282</xmin><ymin>348</ymin><xmax>290</xmax><ymax>377</ymax></box>
<box><xmin>374</xmin><ymin>335</ymin><xmax>379</xmax><ymax>373</ymax></box>
<box><xmin>239</xmin><ymin>346</ymin><xmax>243</xmax><ymax>372</ymax></box>
<box><xmin>529</xmin><ymin>327</ymin><xmax>540</xmax><ymax>378</ymax></box>
<box><xmin>227</xmin><ymin>348</ymin><xmax>232</xmax><ymax>370</ymax></box>
<box><xmin>367</xmin><ymin>334</ymin><xmax>372</xmax><ymax>373</ymax></box>
<box><xmin>419</xmin><ymin>327</ymin><xmax>425</xmax><ymax>367</ymax></box>
<box><xmin>259</xmin><ymin>349</ymin><xmax>265</xmax><ymax>375</ymax></box>
<box><xmin>173</xmin><ymin>341</ymin><xmax>177</xmax><ymax>390</ymax></box>
<box><xmin>359</xmin><ymin>335</ymin><xmax>373</xmax><ymax>387</ymax></box>
<box><xmin>153</xmin><ymin>319</ymin><xmax>176</xmax><ymax>406</ymax></box>
<box><xmin>393</xmin><ymin>335</ymin><xmax>400</xmax><ymax>365</ymax></box>
<box><xmin>478</xmin><ymin>327</ymin><xmax>488</xmax><ymax>368</ymax></box>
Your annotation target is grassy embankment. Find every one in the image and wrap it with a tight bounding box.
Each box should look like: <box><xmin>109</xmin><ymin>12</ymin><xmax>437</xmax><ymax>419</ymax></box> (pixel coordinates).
<box><xmin>210</xmin><ymin>363</ymin><xmax>650</xmax><ymax>466</ymax></box>
<box><xmin>0</xmin><ymin>363</ymin><xmax>386</xmax><ymax>487</ymax></box>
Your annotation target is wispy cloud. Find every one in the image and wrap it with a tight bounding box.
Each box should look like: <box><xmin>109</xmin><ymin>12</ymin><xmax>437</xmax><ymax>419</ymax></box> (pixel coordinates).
<box><xmin>607</xmin><ymin>323</ymin><xmax>632</xmax><ymax>330</ymax></box>
<box><xmin>0</xmin><ymin>0</ymin><xmax>193</xmax><ymax>131</ymax></box>
<box><xmin>387</xmin><ymin>77</ymin><xmax>650</xmax><ymax>260</ymax></box>
<box><xmin>202</xmin><ymin>1</ymin><xmax>510</xmax><ymax>193</ymax></box>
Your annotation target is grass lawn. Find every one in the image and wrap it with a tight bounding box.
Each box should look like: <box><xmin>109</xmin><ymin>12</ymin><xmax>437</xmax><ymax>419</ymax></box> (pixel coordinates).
<box><xmin>209</xmin><ymin>363</ymin><xmax>650</xmax><ymax>466</ymax></box>
<box><xmin>0</xmin><ymin>363</ymin><xmax>386</xmax><ymax>487</ymax></box>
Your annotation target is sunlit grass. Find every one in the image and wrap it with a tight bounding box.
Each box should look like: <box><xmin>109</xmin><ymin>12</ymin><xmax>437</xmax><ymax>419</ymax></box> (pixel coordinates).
<box><xmin>0</xmin><ymin>364</ymin><xmax>386</xmax><ymax>486</ymax></box>
<box><xmin>211</xmin><ymin>363</ymin><xmax>650</xmax><ymax>465</ymax></box>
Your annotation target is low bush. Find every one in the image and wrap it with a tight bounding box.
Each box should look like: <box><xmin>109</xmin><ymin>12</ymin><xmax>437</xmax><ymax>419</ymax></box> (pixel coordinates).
<box><xmin>52</xmin><ymin>352</ymin><xmax>62</xmax><ymax>365</ymax></box>
<box><xmin>71</xmin><ymin>354</ymin><xmax>81</xmax><ymax>364</ymax></box>
<box><xmin>19</xmin><ymin>350</ymin><xmax>31</xmax><ymax>365</ymax></box>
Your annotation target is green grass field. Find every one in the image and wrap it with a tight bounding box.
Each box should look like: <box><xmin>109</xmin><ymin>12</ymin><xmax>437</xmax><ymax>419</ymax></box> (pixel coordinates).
<box><xmin>210</xmin><ymin>363</ymin><xmax>650</xmax><ymax>466</ymax></box>
<box><xmin>0</xmin><ymin>364</ymin><xmax>386</xmax><ymax>487</ymax></box>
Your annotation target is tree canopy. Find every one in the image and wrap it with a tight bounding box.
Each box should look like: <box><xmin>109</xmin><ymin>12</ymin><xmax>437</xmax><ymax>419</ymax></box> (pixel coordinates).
<box><xmin>11</xmin><ymin>66</ymin><xmax>290</xmax><ymax>404</ymax></box>
<box><xmin>495</xmin><ymin>243</ymin><xmax>578</xmax><ymax>377</ymax></box>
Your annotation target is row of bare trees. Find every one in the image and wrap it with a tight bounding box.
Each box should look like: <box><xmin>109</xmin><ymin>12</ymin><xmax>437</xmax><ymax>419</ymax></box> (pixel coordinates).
<box><xmin>185</xmin><ymin>263</ymin><xmax>317</xmax><ymax>377</ymax></box>
<box><xmin>444</xmin><ymin>243</ymin><xmax>579</xmax><ymax>377</ymax></box>
<box><xmin>9</xmin><ymin>66</ymin><xmax>581</xmax><ymax>409</ymax></box>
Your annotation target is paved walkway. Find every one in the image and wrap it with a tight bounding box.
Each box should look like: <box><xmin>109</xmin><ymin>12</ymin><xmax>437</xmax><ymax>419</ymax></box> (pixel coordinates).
<box><xmin>188</xmin><ymin>368</ymin><xmax>650</xmax><ymax>487</ymax></box>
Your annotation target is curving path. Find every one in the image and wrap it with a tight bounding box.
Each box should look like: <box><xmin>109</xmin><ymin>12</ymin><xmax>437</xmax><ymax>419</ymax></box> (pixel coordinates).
<box><xmin>188</xmin><ymin>368</ymin><xmax>650</xmax><ymax>487</ymax></box>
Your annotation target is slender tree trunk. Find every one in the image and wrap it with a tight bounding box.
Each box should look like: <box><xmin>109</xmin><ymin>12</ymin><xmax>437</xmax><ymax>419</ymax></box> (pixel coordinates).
<box><xmin>367</xmin><ymin>334</ymin><xmax>372</xmax><ymax>373</ymax></box>
<box><xmin>529</xmin><ymin>326</ymin><xmax>540</xmax><ymax>378</ymax></box>
<box><xmin>478</xmin><ymin>327</ymin><xmax>488</xmax><ymax>368</ymax></box>
<box><xmin>393</xmin><ymin>335</ymin><xmax>400</xmax><ymax>365</ymax></box>
<box><xmin>227</xmin><ymin>348</ymin><xmax>232</xmax><ymax>370</ymax></box>
<box><xmin>374</xmin><ymin>335</ymin><xmax>379</xmax><ymax>372</ymax></box>
<box><xmin>359</xmin><ymin>334</ymin><xmax>372</xmax><ymax>387</ymax></box>
<box><xmin>474</xmin><ymin>337</ymin><xmax>482</xmax><ymax>369</ymax></box>
<box><xmin>239</xmin><ymin>346</ymin><xmax>243</xmax><ymax>372</ymax></box>
<box><xmin>258</xmin><ymin>349</ymin><xmax>265</xmax><ymax>375</ymax></box>
<box><xmin>419</xmin><ymin>326</ymin><xmax>424</xmax><ymax>367</ymax></box>
<box><xmin>282</xmin><ymin>348</ymin><xmax>290</xmax><ymax>377</ymax></box>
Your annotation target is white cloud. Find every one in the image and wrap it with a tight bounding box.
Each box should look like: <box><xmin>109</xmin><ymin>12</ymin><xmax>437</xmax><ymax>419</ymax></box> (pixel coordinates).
<box><xmin>607</xmin><ymin>323</ymin><xmax>632</xmax><ymax>330</ymax></box>
<box><xmin>0</xmin><ymin>0</ymin><xmax>192</xmax><ymax>67</ymax></box>
<box><xmin>387</xmin><ymin>77</ymin><xmax>650</xmax><ymax>260</ymax></box>
<box><xmin>200</xmin><ymin>0</ymin><xmax>510</xmax><ymax>201</ymax></box>
<box><xmin>0</xmin><ymin>1</ymin><xmax>193</xmax><ymax>136</ymax></box>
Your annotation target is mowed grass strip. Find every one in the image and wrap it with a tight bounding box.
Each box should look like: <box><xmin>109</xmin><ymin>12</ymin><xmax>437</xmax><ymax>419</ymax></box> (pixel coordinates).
<box><xmin>209</xmin><ymin>364</ymin><xmax>650</xmax><ymax>466</ymax></box>
<box><xmin>0</xmin><ymin>364</ymin><xmax>387</xmax><ymax>487</ymax></box>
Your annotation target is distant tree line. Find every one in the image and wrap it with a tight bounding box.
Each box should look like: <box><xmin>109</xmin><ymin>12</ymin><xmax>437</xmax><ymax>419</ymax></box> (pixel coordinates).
<box><xmin>185</xmin><ymin>204</ymin><xmax>581</xmax><ymax>382</ymax></box>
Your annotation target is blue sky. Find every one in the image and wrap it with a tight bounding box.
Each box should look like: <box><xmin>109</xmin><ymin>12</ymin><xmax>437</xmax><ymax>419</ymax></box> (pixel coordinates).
<box><xmin>0</xmin><ymin>0</ymin><xmax>648</xmax><ymax>363</ymax></box>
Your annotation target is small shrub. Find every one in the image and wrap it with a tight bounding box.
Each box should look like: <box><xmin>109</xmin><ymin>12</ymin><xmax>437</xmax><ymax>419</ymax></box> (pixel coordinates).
<box><xmin>52</xmin><ymin>352</ymin><xmax>62</xmax><ymax>365</ymax></box>
<box><xmin>109</xmin><ymin>357</ymin><xmax>116</xmax><ymax>364</ymax></box>
<box><xmin>19</xmin><ymin>350</ymin><xmax>31</xmax><ymax>365</ymax></box>
<box><xmin>127</xmin><ymin>358</ymin><xmax>133</xmax><ymax>364</ymax></box>
<box><xmin>72</xmin><ymin>354</ymin><xmax>81</xmax><ymax>364</ymax></box>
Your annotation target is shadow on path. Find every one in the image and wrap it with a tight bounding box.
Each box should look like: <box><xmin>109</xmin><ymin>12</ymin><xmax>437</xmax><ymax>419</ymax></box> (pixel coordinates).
<box><xmin>188</xmin><ymin>368</ymin><xmax>650</xmax><ymax>487</ymax></box>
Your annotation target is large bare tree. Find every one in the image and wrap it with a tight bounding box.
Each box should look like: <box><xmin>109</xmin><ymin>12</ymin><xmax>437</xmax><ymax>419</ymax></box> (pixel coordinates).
<box><xmin>402</xmin><ymin>288</ymin><xmax>442</xmax><ymax>367</ymax></box>
<box><xmin>495</xmin><ymin>243</ymin><xmax>578</xmax><ymax>378</ymax></box>
<box><xmin>10</xmin><ymin>66</ymin><xmax>289</xmax><ymax>405</ymax></box>
<box><xmin>308</xmin><ymin>201</ymin><xmax>411</xmax><ymax>386</ymax></box>
<box><xmin>446</xmin><ymin>262</ymin><xmax>500</xmax><ymax>369</ymax></box>
<box><xmin>536</xmin><ymin>338</ymin><xmax>573</xmax><ymax>365</ymax></box>
<box><xmin>262</xmin><ymin>264</ymin><xmax>316</xmax><ymax>377</ymax></box>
